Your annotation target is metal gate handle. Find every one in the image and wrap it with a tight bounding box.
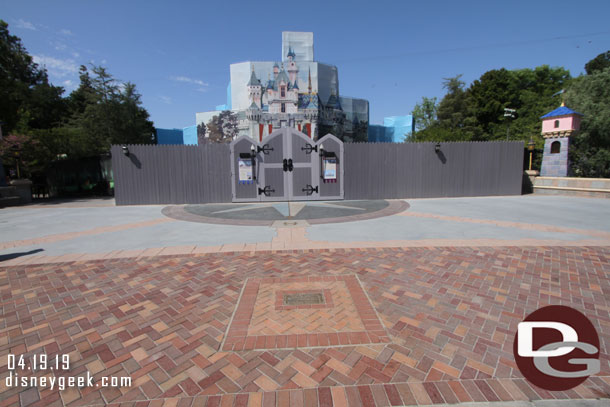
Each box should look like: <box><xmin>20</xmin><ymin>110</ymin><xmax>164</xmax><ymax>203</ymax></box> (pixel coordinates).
<box><xmin>283</xmin><ymin>159</ymin><xmax>288</xmax><ymax>172</ymax></box>
<box><xmin>288</xmin><ymin>159</ymin><xmax>293</xmax><ymax>172</ymax></box>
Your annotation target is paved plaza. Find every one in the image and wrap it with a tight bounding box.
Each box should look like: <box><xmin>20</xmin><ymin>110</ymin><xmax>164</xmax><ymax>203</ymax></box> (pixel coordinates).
<box><xmin>0</xmin><ymin>195</ymin><xmax>609</xmax><ymax>406</ymax></box>
<box><xmin>1</xmin><ymin>195</ymin><xmax>610</xmax><ymax>263</ymax></box>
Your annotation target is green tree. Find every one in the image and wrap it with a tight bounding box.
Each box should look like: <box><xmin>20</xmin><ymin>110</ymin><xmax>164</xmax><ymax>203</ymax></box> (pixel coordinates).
<box><xmin>465</xmin><ymin>69</ymin><xmax>517</xmax><ymax>139</ymax></box>
<box><xmin>197</xmin><ymin>122</ymin><xmax>207</xmax><ymax>144</ymax></box>
<box><xmin>510</xmin><ymin>66</ymin><xmax>571</xmax><ymax>148</ymax></box>
<box><xmin>584</xmin><ymin>50</ymin><xmax>610</xmax><ymax>75</ymax></box>
<box><xmin>0</xmin><ymin>22</ymin><xmax>155</xmax><ymax>180</ymax></box>
<box><xmin>412</xmin><ymin>66</ymin><xmax>570</xmax><ymax>147</ymax></box>
<box><xmin>412</xmin><ymin>96</ymin><xmax>438</xmax><ymax>133</ymax></box>
<box><xmin>114</xmin><ymin>82</ymin><xmax>155</xmax><ymax>145</ymax></box>
<box><xmin>436</xmin><ymin>75</ymin><xmax>468</xmax><ymax>131</ymax></box>
<box><xmin>68</xmin><ymin>65</ymin><xmax>154</xmax><ymax>154</ymax></box>
<box><xmin>0</xmin><ymin>20</ymin><xmax>67</xmax><ymax>133</ymax></box>
<box><xmin>206</xmin><ymin>111</ymin><xmax>238</xmax><ymax>143</ymax></box>
<box><xmin>565</xmin><ymin>67</ymin><xmax>610</xmax><ymax>177</ymax></box>
<box><xmin>466</xmin><ymin>66</ymin><xmax>570</xmax><ymax>142</ymax></box>
<box><xmin>412</xmin><ymin>76</ymin><xmax>472</xmax><ymax>141</ymax></box>
<box><xmin>0</xmin><ymin>133</ymin><xmax>38</xmax><ymax>178</ymax></box>
<box><xmin>68</xmin><ymin>66</ymin><xmax>97</xmax><ymax>115</ymax></box>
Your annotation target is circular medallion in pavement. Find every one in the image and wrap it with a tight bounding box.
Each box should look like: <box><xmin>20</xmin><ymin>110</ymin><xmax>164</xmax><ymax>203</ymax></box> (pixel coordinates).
<box><xmin>162</xmin><ymin>200</ymin><xmax>409</xmax><ymax>226</ymax></box>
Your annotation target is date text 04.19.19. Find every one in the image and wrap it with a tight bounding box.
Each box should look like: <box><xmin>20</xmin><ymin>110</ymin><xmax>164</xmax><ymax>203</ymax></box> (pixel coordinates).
<box><xmin>7</xmin><ymin>354</ymin><xmax>70</xmax><ymax>371</ymax></box>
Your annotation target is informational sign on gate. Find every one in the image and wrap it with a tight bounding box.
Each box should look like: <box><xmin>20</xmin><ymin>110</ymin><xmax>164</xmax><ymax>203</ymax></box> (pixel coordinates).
<box><xmin>238</xmin><ymin>159</ymin><xmax>253</xmax><ymax>183</ymax></box>
<box><xmin>323</xmin><ymin>158</ymin><xmax>337</xmax><ymax>180</ymax></box>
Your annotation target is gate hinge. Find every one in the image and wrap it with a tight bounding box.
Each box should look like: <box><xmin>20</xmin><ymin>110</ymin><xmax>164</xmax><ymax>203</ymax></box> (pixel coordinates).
<box><xmin>302</xmin><ymin>185</ymin><xmax>319</xmax><ymax>196</ymax></box>
<box><xmin>258</xmin><ymin>186</ymin><xmax>275</xmax><ymax>196</ymax></box>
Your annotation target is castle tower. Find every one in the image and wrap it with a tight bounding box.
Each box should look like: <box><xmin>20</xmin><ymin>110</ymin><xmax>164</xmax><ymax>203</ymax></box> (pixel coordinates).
<box><xmin>247</xmin><ymin>67</ymin><xmax>262</xmax><ymax>108</ymax></box>
<box><xmin>287</xmin><ymin>46</ymin><xmax>295</xmax><ymax>62</ymax></box>
<box><xmin>286</xmin><ymin>47</ymin><xmax>299</xmax><ymax>86</ymax></box>
<box><xmin>539</xmin><ymin>102</ymin><xmax>582</xmax><ymax>177</ymax></box>
<box><xmin>273</xmin><ymin>63</ymin><xmax>279</xmax><ymax>79</ymax></box>
<box><xmin>308</xmin><ymin>68</ymin><xmax>312</xmax><ymax>94</ymax></box>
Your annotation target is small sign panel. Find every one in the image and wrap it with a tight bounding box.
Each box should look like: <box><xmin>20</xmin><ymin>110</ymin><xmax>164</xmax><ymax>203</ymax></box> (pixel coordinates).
<box><xmin>238</xmin><ymin>159</ymin><xmax>253</xmax><ymax>184</ymax></box>
<box><xmin>323</xmin><ymin>158</ymin><xmax>337</xmax><ymax>180</ymax></box>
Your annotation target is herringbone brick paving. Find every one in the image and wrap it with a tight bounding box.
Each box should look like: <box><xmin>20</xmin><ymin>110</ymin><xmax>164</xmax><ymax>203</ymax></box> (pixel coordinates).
<box><xmin>0</xmin><ymin>246</ymin><xmax>609</xmax><ymax>406</ymax></box>
<box><xmin>226</xmin><ymin>276</ymin><xmax>387</xmax><ymax>349</ymax></box>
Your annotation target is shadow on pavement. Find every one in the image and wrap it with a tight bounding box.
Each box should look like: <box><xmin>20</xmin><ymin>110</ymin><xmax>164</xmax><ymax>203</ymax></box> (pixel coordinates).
<box><xmin>22</xmin><ymin>197</ymin><xmax>115</xmax><ymax>208</ymax></box>
<box><xmin>0</xmin><ymin>248</ymin><xmax>44</xmax><ymax>263</ymax></box>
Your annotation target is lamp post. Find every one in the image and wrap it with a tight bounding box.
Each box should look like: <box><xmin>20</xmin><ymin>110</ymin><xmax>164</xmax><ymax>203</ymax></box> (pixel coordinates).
<box><xmin>527</xmin><ymin>136</ymin><xmax>535</xmax><ymax>171</ymax></box>
<box><xmin>504</xmin><ymin>108</ymin><xmax>516</xmax><ymax>141</ymax></box>
<box><xmin>10</xmin><ymin>146</ymin><xmax>21</xmax><ymax>179</ymax></box>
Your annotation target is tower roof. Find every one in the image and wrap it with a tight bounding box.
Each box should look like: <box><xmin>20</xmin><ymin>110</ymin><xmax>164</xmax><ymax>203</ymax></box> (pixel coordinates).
<box><xmin>306</xmin><ymin>96</ymin><xmax>318</xmax><ymax>110</ymax></box>
<box><xmin>274</xmin><ymin>69</ymin><xmax>289</xmax><ymax>88</ymax></box>
<box><xmin>306</xmin><ymin>94</ymin><xmax>320</xmax><ymax>109</ymax></box>
<box><xmin>326</xmin><ymin>92</ymin><xmax>341</xmax><ymax>109</ymax></box>
<box><xmin>247</xmin><ymin>70</ymin><xmax>261</xmax><ymax>87</ymax></box>
<box><xmin>308</xmin><ymin>68</ymin><xmax>312</xmax><ymax>93</ymax></box>
<box><xmin>540</xmin><ymin>105</ymin><xmax>583</xmax><ymax>119</ymax></box>
<box><xmin>287</xmin><ymin>46</ymin><xmax>296</xmax><ymax>59</ymax></box>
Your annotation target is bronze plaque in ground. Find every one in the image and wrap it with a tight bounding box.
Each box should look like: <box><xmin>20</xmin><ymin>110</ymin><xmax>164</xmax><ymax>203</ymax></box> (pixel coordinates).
<box><xmin>283</xmin><ymin>292</ymin><xmax>324</xmax><ymax>305</ymax></box>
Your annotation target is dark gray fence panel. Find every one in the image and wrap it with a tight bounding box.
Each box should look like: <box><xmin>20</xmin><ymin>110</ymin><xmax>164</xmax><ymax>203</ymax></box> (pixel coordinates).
<box><xmin>344</xmin><ymin>141</ymin><xmax>523</xmax><ymax>200</ymax></box>
<box><xmin>111</xmin><ymin>144</ymin><xmax>231</xmax><ymax>205</ymax></box>
<box><xmin>112</xmin><ymin>141</ymin><xmax>523</xmax><ymax>205</ymax></box>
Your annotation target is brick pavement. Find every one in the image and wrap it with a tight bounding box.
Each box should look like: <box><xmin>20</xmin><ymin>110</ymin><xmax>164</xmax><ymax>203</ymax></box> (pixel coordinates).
<box><xmin>0</xmin><ymin>246</ymin><xmax>609</xmax><ymax>406</ymax></box>
<box><xmin>224</xmin><ymin>276</ymin><xmax>389</xmax><ymax>350</ymax></box>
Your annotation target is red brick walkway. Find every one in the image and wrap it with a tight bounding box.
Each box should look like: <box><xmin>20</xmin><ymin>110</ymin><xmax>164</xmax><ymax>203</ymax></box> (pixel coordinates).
<box><xmin>1</xmin><ymin>246</ymin><xmax>609</xmax><ymax>406</ymax></box>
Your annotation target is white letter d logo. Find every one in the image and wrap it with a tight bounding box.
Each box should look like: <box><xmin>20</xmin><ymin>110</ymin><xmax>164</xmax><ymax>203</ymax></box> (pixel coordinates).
<box><xmin>518</xmin><ymin>322</ymin><xmax>578</xmax><ymax>357</ymax></box>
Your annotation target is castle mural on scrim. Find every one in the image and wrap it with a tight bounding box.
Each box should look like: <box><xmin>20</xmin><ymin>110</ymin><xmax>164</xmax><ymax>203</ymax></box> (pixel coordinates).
<box><xmin>196</xmin><ymin>32</ymin><xmax>369</xmax><ymax>142</ymax></box>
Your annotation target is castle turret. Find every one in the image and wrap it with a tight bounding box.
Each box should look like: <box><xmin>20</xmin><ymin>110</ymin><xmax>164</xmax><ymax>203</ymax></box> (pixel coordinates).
<box><xmin>539</xmin><ymin>102</ymin><xmax>583</xmax><ymax>177</ymax></box>
<box><xmin>287</xmin><ymin>57</ymin><xmax>299</xmax><ymax>86</ymax></box>
<box><xmin>308</xmin><ymin>68</ymin><xmax>312</xmax><ymax>94</ymax></box>
<box><xmin>273</xmin><ymin>63</ymin><xmax>279</xmax><ymax>79</ymax></box>
<box><xmin>287</xmin><ymin>46</ymin><xmax>296</xmax><ymax>61</ymax></box>
<box><xmin>247</xmin><ymin>67</ymin><xmax>262</xmax><ymax>109</ymax></box>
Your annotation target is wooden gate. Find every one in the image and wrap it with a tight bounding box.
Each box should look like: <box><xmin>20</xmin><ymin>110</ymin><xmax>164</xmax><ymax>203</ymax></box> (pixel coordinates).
<box><xmin>230</xmin><ymin>128</ymin><xmax>343</xmax><ymax>202</ymax></box>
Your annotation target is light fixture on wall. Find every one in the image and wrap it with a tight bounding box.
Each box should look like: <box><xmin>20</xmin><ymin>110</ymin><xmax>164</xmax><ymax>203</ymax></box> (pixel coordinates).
<box><xmin>122</xmin><ymin>146</ymin><xmax>130</xmax><ymax>156</ymax></box>
<box><xmin>435</xmin><ymin>143</ymin><xmax>441</xmax><ymax>153</ymax></box>
<box><xmin>242</xmin><ymin>145</ymin><xmax>257</xmax><ymax>180</ymax></box>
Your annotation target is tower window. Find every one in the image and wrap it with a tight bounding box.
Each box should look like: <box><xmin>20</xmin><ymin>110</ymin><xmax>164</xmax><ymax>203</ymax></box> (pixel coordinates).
<box><xmin>554</xmin><ymin>120</ymin><xmax>560</xmax><ymax>128</ymax></box>
<box><xmin>551</xmin><ymin>141</ymin><xmax>561</xmax><ymax>154</ymax></box>
<box><xmin>281</xmin><ymin>87</ymin><xmax>286</xmax><ymax>97</ymax></box>
<box><xmin>281</xmin><ymin>103</ymin><xmax>286</xmax><ymax>113</ymax></box>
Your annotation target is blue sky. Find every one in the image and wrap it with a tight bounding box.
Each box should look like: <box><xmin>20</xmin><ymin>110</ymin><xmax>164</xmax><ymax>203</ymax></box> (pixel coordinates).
<box><xmin>2</xmin><ymin>0</ymin><xmax>609</xmax><ymax>129</ymax></box>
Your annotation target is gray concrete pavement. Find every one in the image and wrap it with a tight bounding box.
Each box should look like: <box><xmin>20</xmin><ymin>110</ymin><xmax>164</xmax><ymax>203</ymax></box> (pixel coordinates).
<box><xmin>1</xmin><ymin>195</ymin><xmax>609</xmax><ymax>263</ymax></box>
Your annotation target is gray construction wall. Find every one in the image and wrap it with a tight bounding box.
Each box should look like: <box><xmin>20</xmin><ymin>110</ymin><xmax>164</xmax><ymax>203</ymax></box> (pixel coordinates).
<box><xmin>111</xmin><ymin>141</ymin><xmax>523</xmax><ymax>205</ymax></box>
<box><xmin>111</xmin><ymin>144</ymin><xmax>231</xmax><ymax>205</ymax></box>
<box><xmin>344</xmin><ymin>141</ymin><xmax>524</xmax><ymax>199</ymax></box>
